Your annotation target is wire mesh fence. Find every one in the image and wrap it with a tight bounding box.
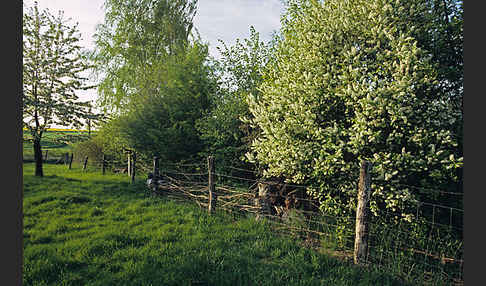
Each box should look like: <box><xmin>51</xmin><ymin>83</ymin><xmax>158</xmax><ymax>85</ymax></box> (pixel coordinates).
<box><xmin>140</xmin><ymin>157</ymin><xmax>463</xmax><ymax>285</ymax></box>
<box><xmin>32</xmin><ymin>152</ymin><xmax>462</xmax><ymax>285</ymax></box>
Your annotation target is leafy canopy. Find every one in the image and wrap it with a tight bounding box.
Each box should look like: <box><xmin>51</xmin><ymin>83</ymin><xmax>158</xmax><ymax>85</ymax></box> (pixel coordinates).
<box><xmin>247</xmin><ymin>0</ymin><xmax>463</xmax><ymax>219</ymax></box>
<box><xmin>92</xmin><ymin>0</ymin><xmax>198</xmax><ymax>113</ymax></box>
<box><xmin>23</xmin><ymin>2</ymin><xmax>94</xmax><ymax>176</ymax></box>
<box><xmin>92</xmin><ymin>0</ymin><xmax>214</xmax><ymax>162</ymax></box>
<box><xmin>23</xmin><ymin>2</ymin><xmax>93</xmax><ymax>136</ymax></box>
<box><xmin>115</xmin><ymin>42</ymin><xmax>214</xmax><ymax>161</ymax></box>
<box><xmin>196</xmin><ymin>27</ymin><xmax>274</xmax><ymax>169</ymax></box>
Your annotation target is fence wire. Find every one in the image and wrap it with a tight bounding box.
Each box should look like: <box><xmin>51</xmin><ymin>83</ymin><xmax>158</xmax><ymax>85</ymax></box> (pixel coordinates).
<box><xmin>141</xmin><ymin>160</ymin><xmax>463</xmax><ymax>284</ymax></box>
<box><xmin>45</xmin><ymin>154</ymin><xmax>462</xmax><ymax>285</ymax></box>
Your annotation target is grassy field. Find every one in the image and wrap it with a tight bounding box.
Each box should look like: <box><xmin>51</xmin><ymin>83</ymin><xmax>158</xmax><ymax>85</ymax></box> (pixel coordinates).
<box><xmin>23</xmin><ymin>130</ymin><xmax>90</xmax><ymax>162</ymax></box>
<box><xmin>23</xmin><ymin>163</ymin><xmax>410</xmax><ymax>286</ymax></box>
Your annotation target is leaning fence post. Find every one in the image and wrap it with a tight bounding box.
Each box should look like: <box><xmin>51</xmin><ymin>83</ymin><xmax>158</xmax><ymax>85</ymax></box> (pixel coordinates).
<box><xmin>102</xmin><ymin>154</ymin><xmax>106</xmax><ymax>175</ymax></box>
<box><xmin>208</xmin><ymin>156</ymin><xmax>216</xmax><ymax>214</ymax></box>
<box><xmin>83</xmin><ymin>156</ymin><xmax>88</xmax><ymax>171</ymax></box>
<box><xmin>68</xmin><ymin>153</ymin><xmax>73</xmax><ymax>169</ymax></box>
<box><xmin>354</xmin><ymin>160</ymin><xmax>372</xmax><ymax>265</ymax></box>
<box><xmin>131</xmin><ymin>152</ymin><xmax>136</xmax><ymax>183</ymax></box>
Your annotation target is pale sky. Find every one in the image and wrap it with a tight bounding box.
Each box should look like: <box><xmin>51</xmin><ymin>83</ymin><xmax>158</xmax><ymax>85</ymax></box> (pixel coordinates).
<box><xmin>23</xmin><ymin>0</ymin><xmax>285</xmax><ymax>107</ymax></box>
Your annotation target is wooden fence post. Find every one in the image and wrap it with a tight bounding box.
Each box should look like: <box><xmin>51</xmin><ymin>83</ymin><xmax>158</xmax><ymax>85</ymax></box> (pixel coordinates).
<box><xmin>44</xmin><ymin>150</ymin><xmax>48</xmax><ymax>162</ymax></box>
<box><xmin>130</xmin><ymin>152</ymin><xmax>136</xmax><ymax>183</ymax></box>
<box><xmin>152</xmin><ymin>156</ymin><xmax>160</xmax><ymax>192</ymax></box>
<box><xmin>153</xmin><ymin>156</ymin><xmax>159</xmax><ymax>178</ymax></box>
<box><xmin>254</xmin><ymin>183</ymin><xmax>271</xmax><ymax>221</ymax></box>
<box><xmin>83</xmin><ymin>156</ymin><xmax>88</xmax><ymax>171</ymax></box>
<box><xmin>64</xmin><ymin>153</ymin><xmax>69</xmax><ymax>165</ymax></box>
<box><xmin>102</xmin><ymin>154</ymin><xmax>106</xmax><ymax>175</ymax></box>
<box><xmin>127</xmin><ymin>152</ymin><xmax>132</xmax><ymax>177</ymax></box>
<box><xmin>68</xmin><ymin>153</ymin><xmax>73</xmax><ymax>169</ymax></box>
<box><xmin>208</xmin><ymin>156</ymin><xmax>216</xmax><ymax>214</ymax></box>
<box><xmin>354</xmin><ymin>161</ymin><xmax>372</xmax><ymax>265</ymax></box>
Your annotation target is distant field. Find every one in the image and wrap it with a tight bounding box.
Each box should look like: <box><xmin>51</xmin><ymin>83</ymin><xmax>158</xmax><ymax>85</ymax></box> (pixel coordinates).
<box><xmin>44</xmin><ymin>128</ymin><xmax>90</xmax><ymax>132</ymax></box>
<box><xmin>23</xmin><ymin>128</ymin><xmax>91</xmax><ymax>132</ymax></box>
<box><xmin>23</xmin><ymin>129</ymin><xmax>94</xmax><ymax>162</ymax></box>
<box><xmin>22</xmin><ymin>163</ymin><xmax>409</xmax><ymax>286</ymax></box>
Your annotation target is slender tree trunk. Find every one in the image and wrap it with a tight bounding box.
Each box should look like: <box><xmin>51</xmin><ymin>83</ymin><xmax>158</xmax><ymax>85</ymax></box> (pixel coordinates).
<box><xmin>88</xmin><ymin>119</ymin><xmax>91</xmax><ymax>138</ymax></box>
<box><xmin>33</xmin><ymin>138</ymin><xmax>43</xmax><ymax>177</ymax></box>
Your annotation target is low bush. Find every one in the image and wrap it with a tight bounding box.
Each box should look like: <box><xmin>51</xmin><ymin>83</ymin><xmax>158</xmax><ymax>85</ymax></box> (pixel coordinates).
<box><xmin>72</xmin><ymin>138</ymin><xmax>104</xmax><ymax>166</ymax></box>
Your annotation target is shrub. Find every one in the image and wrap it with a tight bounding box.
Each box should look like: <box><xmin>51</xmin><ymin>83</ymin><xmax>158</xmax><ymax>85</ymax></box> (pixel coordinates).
<box><xmin>72</xmin><ymin>138</ymin><xmax>104</xmax><ymax>166</ymax></box>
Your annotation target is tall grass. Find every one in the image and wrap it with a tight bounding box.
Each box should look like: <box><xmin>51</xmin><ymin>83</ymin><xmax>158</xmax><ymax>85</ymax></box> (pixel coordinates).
<box><xmin>23</xmin><ymin>163</ymin><xmax>409</xmax><ymax>286</ymax></box>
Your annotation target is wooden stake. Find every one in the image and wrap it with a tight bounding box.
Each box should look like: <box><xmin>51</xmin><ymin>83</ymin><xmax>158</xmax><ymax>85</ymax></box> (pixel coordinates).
<box><xmin>354</xmin><ymin>161</ymin><xmax>372</xmax><ymax>265</ymax></box>
<box><xmin>208</xmin><ymin>156</ymin><xmax>216</xmax><ymax>214</ymax></box>
<box><xmin>255</xmin><ymin>183</ymin><xmax>270</xmax><ymax>221</ymax></box>
<box><xmin>130</xmin><ymin>152</ymin><xmax>136</xmax><ymax>183</ymax></box>
<box><xmin>102</xmin><ymin>154</ymin><xmax>106</xmax><ymax>175</ymax></box>
<box><xmin>152</xmin><ymin>156</ymin><xmax>160</xmax><ymax>192</ymax></box>
<box><xmin>127</xmin><ymin>152</ymin><xmax>131</xmax><ymax>177</ymax></box>
<box><xmin>68</xmin><ymin>153</ymin><xmax>73</xmax><ymax>169</ymax></box>
<box><xmin>44</xmin><ymin>150</ymin><xmax>48</xmax><ymax>162</ymax></box>
<box><xmin>83</xmin><ymin>156</ymin><xmax>88</xmax><ymax>171</ymax></box>
<box><xmin>153</xmin><ymin>156</ymin><xmax>159</xmax><ymax>178</ymax></box>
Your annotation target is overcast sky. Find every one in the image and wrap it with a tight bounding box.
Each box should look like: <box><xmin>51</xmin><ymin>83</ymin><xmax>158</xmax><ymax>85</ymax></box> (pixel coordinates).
<box><xmin>23</xmin><ymin>0</ymin><xmax>285</xmax><ymax>107</ymax></box>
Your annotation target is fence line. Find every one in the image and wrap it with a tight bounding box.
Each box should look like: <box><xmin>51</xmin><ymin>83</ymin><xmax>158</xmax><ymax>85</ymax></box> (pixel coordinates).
<box><xmin>40</xmin><ymin>152</ymin><xmax>461</xmax><ymax>284</ymax></box>
<box><xmin>225</xmin><ymin>165</ymin><xmax>259</xmax><ymax>174</ymax></box>
<box><xmin>143</xmin><ymin>156</ymin><xmax>463</xmax><ymax>285</ymax></box>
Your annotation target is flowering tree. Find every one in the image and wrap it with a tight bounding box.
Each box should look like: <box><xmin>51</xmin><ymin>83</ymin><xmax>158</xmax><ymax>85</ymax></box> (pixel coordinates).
<box><xmin>23</xmin><ymin>3</ymin><xmax>93</xmax><ymax>176</ymax></box>
<box><xmin>247</xmin><ymin>0</ymin><xmax>463</xmax><ymax>220</ymax></box>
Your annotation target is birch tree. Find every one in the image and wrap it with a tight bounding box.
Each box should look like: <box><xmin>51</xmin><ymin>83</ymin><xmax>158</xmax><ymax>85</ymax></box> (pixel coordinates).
<box><xmin>92</xmin><ymin>0</ymin><xmax>198</xmax><ymax>113</ymax></box>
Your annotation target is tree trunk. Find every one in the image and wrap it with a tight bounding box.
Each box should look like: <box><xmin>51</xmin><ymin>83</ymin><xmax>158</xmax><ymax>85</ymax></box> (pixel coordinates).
<box><xmin>33</xmin><ymin>138</ymin><xmax>43</xmax><ymax>177</ymax></box>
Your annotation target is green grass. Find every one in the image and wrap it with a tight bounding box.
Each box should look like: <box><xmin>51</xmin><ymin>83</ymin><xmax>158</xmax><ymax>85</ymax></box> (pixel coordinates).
<box><xmin>23</xmin><ymin>163</ymin><xmax>411</xmax><ymax>286</ymax></box>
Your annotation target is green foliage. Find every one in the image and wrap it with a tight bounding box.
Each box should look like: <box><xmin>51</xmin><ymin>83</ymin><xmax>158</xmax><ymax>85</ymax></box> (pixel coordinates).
<box><xmin>216</xmin><ymin>26</ymin><xmax>274</xmax><ymax>96</ymax></box>
<box><xmin>23</xmin><ymin>163</ymin><xmax>410</xmax><ymax>286</ymax></box>
<box><xmin>247</xmin><ymin>0</ymin><xmax>463</xmax><ymax>220</ymax></box>
<box><xmin>92</xmin><ymin>120</ymin><xmax>130</xmax><ymax>164</ymax></box>
<box><xmin>196</xmin><ymin>27</ymin><xmax>274</xmax><ymax>169</ymax></box>
<box><xmin>92</xmin><ymin>0</ymin><xmax>214</xmax><ymax>163</ymax></box>
<box><xmin>113</xmin><ymin>42</ymin><xmax>214</xmax><ymax>161</ymax></box>
<box><xmin>196</xmin><ymin>91</ymin><xmax>249</xmax><ymax>167</ymax></box>
<box><xmin>92</xmin><ymin>0</ymin><xmax>198</xmax><ymax>113</ymax></box>
<box><xmin>72</xmin><ymin>137</ymin><xmax>104</xmax><ymax>165</ymax></box>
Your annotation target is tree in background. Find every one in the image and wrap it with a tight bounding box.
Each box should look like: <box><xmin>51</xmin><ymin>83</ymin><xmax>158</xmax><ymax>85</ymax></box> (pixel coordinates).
<box><xmin>92</xmin><ymin>0</ymin><xmax>198</xmax><ymax>113</ymax></box>
<box><xmin>92</xmin><ymin>0</ymin><xmax>215</xmax><ymax>163</ymax></box>
<box><xmin>247</xmin><ymin>0</ymin><xmax>463</xmax><ymax>220</ymax></box>
<box><xmin>83</xmin><ymin>101</ymin><xmax>108</xmax><ymax>138</ymax></box>
<box><xmin>115</xmin><ymin>43</ymin><xmax>214</xmax><ymax>162</ymax></box>
<box><xmin>23</xmin><ymin>2</ymin><xmax>94</xmax><ymax>176</ymax></box>
<box><xmin>196</xmin><ymin>27</ymin><xmax>275</xmax><ymax>170</ymax></box>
